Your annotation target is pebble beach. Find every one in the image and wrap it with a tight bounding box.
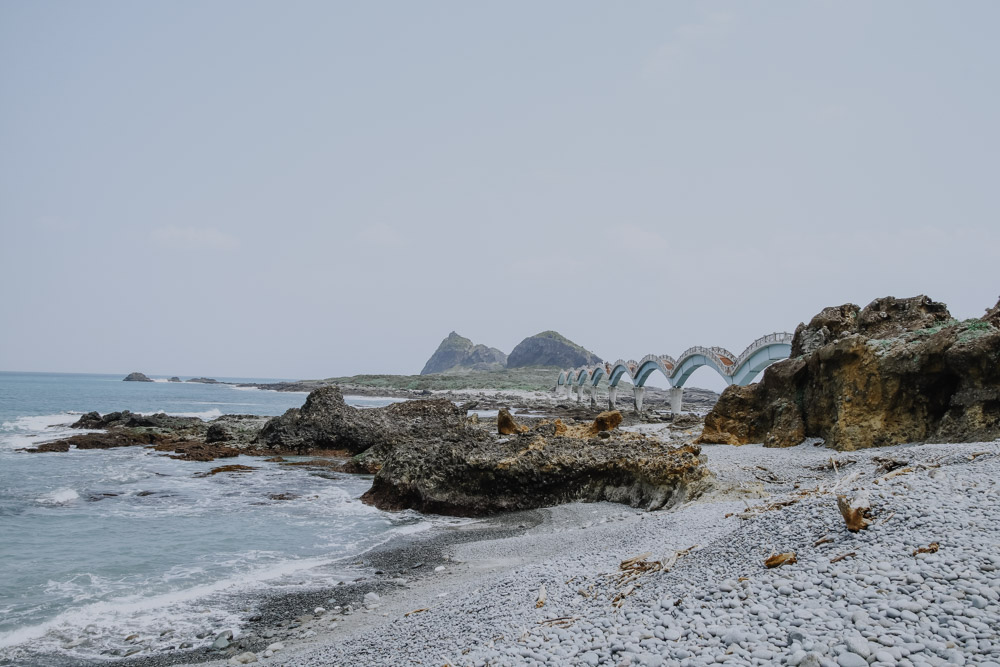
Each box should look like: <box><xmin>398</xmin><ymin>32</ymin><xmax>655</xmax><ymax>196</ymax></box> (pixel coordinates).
<box><xmin>191</xmin><ymin>434</ymin><xmax>1000</xmax><ymax>667</ymax></box>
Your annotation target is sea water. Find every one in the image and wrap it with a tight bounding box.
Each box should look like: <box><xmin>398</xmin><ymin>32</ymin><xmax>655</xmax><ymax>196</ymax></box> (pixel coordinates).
<box><xmin>0</xmin><ymin>372</ymin><xmax>444</xmax><ymax>664</ymax></box>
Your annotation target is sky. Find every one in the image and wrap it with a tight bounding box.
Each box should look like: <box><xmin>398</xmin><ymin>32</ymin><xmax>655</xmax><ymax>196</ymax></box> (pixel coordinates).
<box><xmin>1</xmin><ymin>2</ymin><xmax>998</xmax><ymax>389</ymax></box>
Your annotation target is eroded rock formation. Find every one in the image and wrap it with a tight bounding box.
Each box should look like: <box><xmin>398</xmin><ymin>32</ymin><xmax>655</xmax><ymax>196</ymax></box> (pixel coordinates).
<box><xmin>123</xmin><ymin>372</ymin><xmax>153</xmax><ymax>382</ymax></box>
<box><xmin>362</xmin><ymin>429</ymin><xmax>710</xmax><ymax>516</ymax></box>
<box><xmin>420</xmin><ymin>332</ymin><xmax>508</xmax><ymax>374</ymax></box>
<box><xmin>256</xmin><ymin>385</ymin><xmax>466</xmax><ymax>457</ymax></box>
<box><xmin>506</xmin><ymin>331</ymin><xmax>602</xmax><ymax>369</ymax></box>
<box><xmin>698</xmin><ymin>296</ymin><xmax>1000</xmax><ymax>450</ymax></box>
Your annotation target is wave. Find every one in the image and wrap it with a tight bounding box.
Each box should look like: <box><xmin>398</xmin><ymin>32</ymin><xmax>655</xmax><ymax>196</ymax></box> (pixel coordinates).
<box><xmin>0</xmin><ymin>553</ymin><xmax>339</xmax><ymax>657</ymax></box>
<box><xmin>0</xmin><ymin>413</ymin><xmax>77</xmax><ymax>433</ymax></box>
<box><xmin>37</xmin><ymin>488</ymin><xmax>80</xmax><ymax>505</ymax></box>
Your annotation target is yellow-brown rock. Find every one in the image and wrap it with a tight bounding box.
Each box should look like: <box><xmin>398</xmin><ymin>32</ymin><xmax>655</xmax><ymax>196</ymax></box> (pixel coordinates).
<box><xmin>589</xmin><ymin>410</ymin><xmax>623</xmax><ymax>435</ymax></box>
<box><xmin>697</xmin><ymin>295</ymin><xmax>1000</xmax><ymax>451</ymax></box>
<box><xmin>497</xmin><ymin>408</ymin><xmax>527</xmax><ymax>435</ymax></box>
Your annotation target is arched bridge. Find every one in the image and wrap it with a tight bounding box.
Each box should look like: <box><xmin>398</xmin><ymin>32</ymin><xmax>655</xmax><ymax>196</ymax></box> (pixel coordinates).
<box><xmin>555</xmin><ymin>332</ymin><xmax>793</xmax><ymax>413</ymax></box>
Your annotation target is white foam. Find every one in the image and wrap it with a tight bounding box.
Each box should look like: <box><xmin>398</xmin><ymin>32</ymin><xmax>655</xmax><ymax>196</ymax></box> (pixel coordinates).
<box><xmin>0</xmin><ymin>553</ymin><xmax>336</xmax><ymax>655</ymax></box>
<box><xmin>0</xmin><ymin>413</ymin><xmax>76</xmax><ymax>433</ymax></box>
<box><xmin>38</xmin><ymin>488</ymin><xmax>79</xmax><ymax>505</ymax></box>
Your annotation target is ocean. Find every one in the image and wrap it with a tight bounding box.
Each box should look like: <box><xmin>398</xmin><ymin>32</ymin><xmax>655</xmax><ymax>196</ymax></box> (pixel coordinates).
<box><xmin>0</xmin><ymin>372</ymin><xmax>445</xmax><ymax>664</ymax></box>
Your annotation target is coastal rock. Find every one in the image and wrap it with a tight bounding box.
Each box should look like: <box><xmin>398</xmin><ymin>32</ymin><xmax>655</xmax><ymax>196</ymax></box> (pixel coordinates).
<box><xmin>21</xmin><ymin>441</ymin><xmax>71</xmax><ymax>453</ymax></box>
<box><xmin>497</xmin><ymin>408</ymin><xmax>526</xmax><ymax>435</ymax></box>
<box><xmin>420</xmin><ymin>332</ymin><xmax>507</xmax><ymax>374</ymax></box>
<box><xmin>205</xmin><ymin>423</ymin><xmax>233</xmax><ymax>443</ymax></box>
<box><xmin>123</xmin><ymin>372</ymin><xmax>153</xmax><ymax>382</ymax></box>
<box><xmin>168</xmin><ymin>376</ymin><xmax>182</xmax><ymax>382</ymax></box>
<box><xmin>188</xmin><ymin>377</ymin><xmax>220</xmax><ymax>384</ymax></box>
<box><xmin>256</xmin><ymin>386</ymin><xmax>467</xmax><ymax>457</ymax></box>
<box><xmin>591</xmin><ymin>410</ymin><xmax>623</xmax><ymax>434</ymax></box>
<box><xmin>362</xmin><ymin>428</ymin><xmax>712</xmax><ymax>516</ymax></box>
<box><xmin>985</xmin><ymin>296</ymin><xmax>1000</xmax><ymax>328</ymax></box>
<box><xmin>506</xmin><ymin>331</ymin><xmax>602</xmax><ymax>369</ymax></box>
<box><xmin>698</xmin><ymin>295</ymin><xmax>1000</xmax><ymax>450</ymax></box>
<box><xmin>256</xmin><ymin>386</ymin><xmax>389</xmax><ymax>455</ymax></box>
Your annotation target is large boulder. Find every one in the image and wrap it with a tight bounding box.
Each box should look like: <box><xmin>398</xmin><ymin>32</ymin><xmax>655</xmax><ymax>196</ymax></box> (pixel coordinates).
<box><xmin>506</xmin><ymin>331</ymin><xmax>601</xmax><ymax>369</ymax></box>
<box><xmin>256</xmin><ymin>386</ymin><xmax>468</xmax><ymax>456</ymax></box>
<box><xmin>256</xmin><ymin>386</ymin><xmax>389</xmax><ymax>455</ymax></box>
<box><xmin>123</xmin><ymin>372</ymin><xmax>153</xmax><ymax>382</ymax></box>
<box><xmin>420</xmin><ymin>332</ymin><xmax>507</xmax><ymax>374</ymax></box>
<box><xmin>698</xmin><ymin>295</ymin><xmax>1000</xmax><ymax>450</ymax></box>
<box><xmin>361</xmin><ymin>429</ymin><xmax>711</xmax><ymax>516</ymax></box>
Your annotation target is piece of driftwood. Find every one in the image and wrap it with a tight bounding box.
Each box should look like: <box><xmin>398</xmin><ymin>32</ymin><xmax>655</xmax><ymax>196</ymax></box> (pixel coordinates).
<box><xmin>913</xmin><ymin>542</ymin><xmax>940</xmax><ymax>556</ymax></box>
<box><xmin>404</xmin><ymin>608</ymin><xmax>428</xmax><ymax>617</ymax></box>
<box><xmin>813</xmin><ymin>534</ymin><xmax>834</xmax><ymax>547</ymax></box>
<box><xmin>837</xmin><ymin>491</ymin><xmax>871</xmax><ymax>532</ymax></box>
<box><xmin>535</xmin><ymin>584</ymin><xmax>547</xmax><ymax>608</ymax></box>
<box><xmin>874</xmin><ymin>466</ymin><xmax>914</xmax><ymax>484</ymax></box>
<box><xmin>764</xmin><ymin>552</ymin><xmax>797</xmax><ymax>568</ymax></box>
<box><xmin>830</xmin><ymin>551</ymin><xmax>856</xmax><ymax>563</ymax></box>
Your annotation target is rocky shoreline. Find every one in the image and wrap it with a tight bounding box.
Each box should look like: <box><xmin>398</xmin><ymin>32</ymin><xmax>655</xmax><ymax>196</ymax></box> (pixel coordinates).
<box><xmin>16</xmin><ymin>294</ymin><xmax>999</xmax><ymax>666</ymax></box>
<box><xmin>83</xmin><ymin>437</ymin><xmax>1000</xmax><ymax>667</ymax></box>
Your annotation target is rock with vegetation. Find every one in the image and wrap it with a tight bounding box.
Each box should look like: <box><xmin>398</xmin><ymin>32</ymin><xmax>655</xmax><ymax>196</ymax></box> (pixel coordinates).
<box><xmin>985</xmin><ymin>296</ymin><xmax>1000</xmax><ymax>328</ymax></box>
<box><xmin>188</xmin><ymin>377</ymin><xmax>220</xmax><ymax>384</ymax></box>
<box><xmin>420</xmin><ymin>331</ymin><xmax>507</xmax><ymax>374</ymax></box>
<box><xmin>506</xmin><ymin>331</ymin><xmax>602</xmax><ymax>369</ymax></box>
<box><xmin>168</xmin><ymin>376</ymin><xmax>182</xmax><ymax>382</ymax></box>
<box><xmin>256</xmin><ymin>386</ymin><xmax>467</xmax><ymax>457</ymax></box>
<box><xmin>698</xmin><ymin>295</ymin><xmax>1000</xmax><ymax>450</ymax></box>
<box><xmin>123</xmin><ymin>372</ymin><xmax>153</xmax><ymax>382</ymax></box>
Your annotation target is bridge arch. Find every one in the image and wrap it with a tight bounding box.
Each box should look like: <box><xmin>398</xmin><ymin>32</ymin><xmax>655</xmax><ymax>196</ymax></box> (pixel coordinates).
<box><xmin>607</xmin><ymin>360</ymin><xmax>635</xmax><ymax>387</ymax></box>
<box><xmin>633</xmin><ymin>354</ymin><xmax>677</xmax><ymax>387</ymax></box>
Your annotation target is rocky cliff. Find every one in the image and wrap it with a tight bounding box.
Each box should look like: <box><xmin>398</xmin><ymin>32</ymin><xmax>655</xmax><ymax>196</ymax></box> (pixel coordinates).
<box><xmin>506</xmin><ymin>331</ymin><xmax>601</xmax><ymax>369</ymax></box>
<box><xmin>420</xmin><ymin>332</ymin><xmax>508</xmax><ymax>375</ymax></box>
<box><xmin>698</xmin><ymin>295</ymin><xmax>1000</xmax><ymax>450</ymax></box>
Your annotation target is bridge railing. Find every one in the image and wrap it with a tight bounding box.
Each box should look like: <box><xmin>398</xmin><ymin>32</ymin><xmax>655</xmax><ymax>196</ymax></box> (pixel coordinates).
<box><xmin>557</xmin><ymin>332</ymin><xmax>795</xmax><ymax>388</ymax></box>
<box><xmin>730</xmin><ymin>332</ymin><xmax>794</xmax><ymax>371</ymax></box>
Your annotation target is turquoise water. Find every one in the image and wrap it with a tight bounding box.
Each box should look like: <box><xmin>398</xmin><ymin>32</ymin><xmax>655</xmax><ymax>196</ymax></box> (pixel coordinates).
<box><xmin>0</xmin><ymin>372</ymin><xmax>439</xmax><ymax>664</ymax></box>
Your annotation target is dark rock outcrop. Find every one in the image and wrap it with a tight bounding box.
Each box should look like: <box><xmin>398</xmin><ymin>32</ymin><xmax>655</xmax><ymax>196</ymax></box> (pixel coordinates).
<box><xmin>123</xmin><ymin>372</ymin><xmax>153</xmax><ymax>382</ymax></box>
<box><xmin>256</xmin><ymin>386</ymin><xmax>467</xmax><ymax>457</ymax></box>
<box><xmin>985</xmin><ymin>297</ymin><xmax>1000</xmax><ymax>328</ymax></box>
<box><xmin>361</xmin><ymin>431</ymin><xmax>711</xmax><ymax>516</ymax></box>
<box><xmin>698</xmin><ymin>296</ymin><xmax>1000</xmax><ymax>450</ymax></box>
<box><xmin>188</xmin><ymin>377</ymin><xmax>220</xmax><ymax>384</ymax></box>
<box><xmin>506</xmin><ymin>331</ymin><xmax>601</xmax><ymax>369</ymax></box>
<box><xmin>256</xmin><ymin>386</ymin><xmax>389</xmax><ymax>454</ymax></box>
<box><xmin>420</xmin><ymin>332</ymin><xmax>507</xmax><ymax>374</ymax></box>
<box><xmin>168</xmin><ymin>377</ymin><xmax>182</xmax><ymax>382</ymax></box>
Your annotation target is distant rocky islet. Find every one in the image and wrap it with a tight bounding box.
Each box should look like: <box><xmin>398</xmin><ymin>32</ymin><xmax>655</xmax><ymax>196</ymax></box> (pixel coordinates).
<box><xmin>419</xmin><ymin>329</ymin><xmax>601</xmax><ymax>374</ymax></box>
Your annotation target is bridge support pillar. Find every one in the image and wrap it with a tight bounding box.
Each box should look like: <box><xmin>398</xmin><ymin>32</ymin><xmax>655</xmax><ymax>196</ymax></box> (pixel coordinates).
<box><xmin>608</xmin><ymin>385</ymin><xmax>617</xmax><ymax>410</ymax></box>
<box><xmin>633</xmin><ymin>386</ymin><xmax>645</xmax><ymax>413</ymax></box>
<box><xmin>574</xmin><ymin>385</ymin><xmax>582</xmax><ymax>402</ymax></box>
<box><xmin>589</xmin><ymin>385</ymin><xmax>599</xmax><ymax>408</ymax></box>
<box><xmin>669</xmin><ymin>387</ymin><xmax>683</xmax><ymax>414</ymax></box>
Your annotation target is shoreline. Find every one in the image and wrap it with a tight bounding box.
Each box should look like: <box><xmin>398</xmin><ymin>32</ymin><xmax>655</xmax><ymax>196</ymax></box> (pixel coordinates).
<box><xmin>193</xmin><ymin>438</ymin><xmax>1000</xmax><ymax>666</ymax></box>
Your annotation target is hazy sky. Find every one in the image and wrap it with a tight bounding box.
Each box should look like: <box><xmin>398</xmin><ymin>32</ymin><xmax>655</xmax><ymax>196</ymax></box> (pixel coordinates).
<box><xmin>2</xmin><ymin>2</ymin><xmax>998</xmax><ymax>388</ymax></box>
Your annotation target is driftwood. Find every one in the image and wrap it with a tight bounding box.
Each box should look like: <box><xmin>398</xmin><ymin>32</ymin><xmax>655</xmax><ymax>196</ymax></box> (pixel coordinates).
<box><xmin>837</xmin><ymin>491</ymin><xmax>871</xmax><ymax>532</ymax></box>
<box><xmin>610</xmin><ymin>546</ymin><xmax>695</xmax><ymax>607</ymax></box>
<box><xmin>764</xmin><ymin>552</ymin><xmax>797</xmax><ymax>568</ymax></box>
<box><xmin>913</xmin><ymin>542</ymin><xmax>940</xmax><ymax>556</ymax></box>
<box><xmin>535</xmin><ymin>584</ymin><xmax>547</xmax><ymax>608</ymax></box>
<box><xmin>404</xmin><ymin>608</ymin><xmax>428</xmax><ymax>617</ymax></box>
<box><xmin>830</xmin><ymin>551</ymin><xmax>856</xmax><ymax>563</ymax></box>
<box><xmin>813</xmin><ymin>534</ymin><xmax>834</xmax><ymax>547</ymax></box>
